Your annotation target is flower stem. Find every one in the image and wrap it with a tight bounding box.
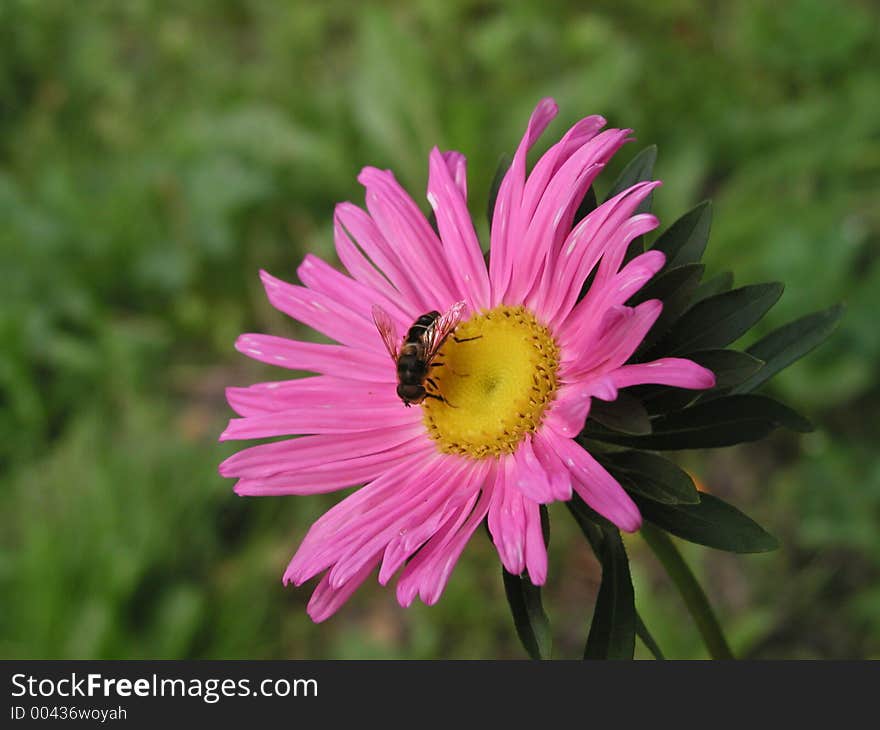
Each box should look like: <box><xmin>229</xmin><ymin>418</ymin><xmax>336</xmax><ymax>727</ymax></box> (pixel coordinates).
<box><xmin>640</xmin><ymin>522</ymin><xmax>734</xmax><ymax>660</ymax></box>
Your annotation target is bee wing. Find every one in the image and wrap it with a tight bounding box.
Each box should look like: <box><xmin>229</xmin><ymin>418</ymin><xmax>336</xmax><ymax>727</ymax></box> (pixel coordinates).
<box><xmin>371</xmin><ymin>304</ymin><xmax>401</xmax><ymax>360</ymax></box>
<box><xmin>425</xmin><ymin>300</ymin><xmax>467</xmax><ymax>360</ymax></box>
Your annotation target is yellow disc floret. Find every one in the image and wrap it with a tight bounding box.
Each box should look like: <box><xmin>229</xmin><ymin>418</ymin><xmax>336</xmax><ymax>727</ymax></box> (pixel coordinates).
<box><xmin>422</xmin><ymin>305</ymin><xmax>560</xmax><ymax>458</ymax></box>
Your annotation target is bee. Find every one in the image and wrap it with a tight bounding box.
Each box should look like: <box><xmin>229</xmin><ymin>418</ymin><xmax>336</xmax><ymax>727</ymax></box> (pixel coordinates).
<box><xmin>372</xmin><ymin>300</ymin><xmax>467</xmax><ymax>407</ymax></box>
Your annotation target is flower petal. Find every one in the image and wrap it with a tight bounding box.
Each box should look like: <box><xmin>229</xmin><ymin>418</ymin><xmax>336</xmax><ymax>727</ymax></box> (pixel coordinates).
<box><xmin>225</xmin><ymin>375</ymin><xmax>396</xmax><ymax>417</ymax></box>
<box><xmin>218</xmin><ymin>421</ymin><xmax>425</xmax><ymax>478</ymax></box>
<box><xmin>395</xmin><ymin>469</ymin><xmax>493</xmax><ymax>607</ymax></box>
<box><xmin>259</xmin><ymin>269</ymin><xmax>380</xmax><ymax>352</ymax></box>
<box><xmin>427</xmin><ymin>147</ymin><xmax>490</xmax><ymax>310</ymax></box>
<box><xmin>234</xmin><ymin>333</ymin><xmax>395</xmax><ymax>382</ymax></box>
<box><xmin>219</xmin><ymin>400</ymin><xmax>419</xmax><ymax>441</ymax></box>
<box><xmin>306</xmin><ymin>552</ymin><xmax>381</xmax><ymax>623</ymax></box>
<box><xmin>561</xmin><ymin>299</ymin><xmax>663</xmax><ymax>380</ymax></box>
<box><xmin>234</xmin><ymin>437</ymin><xmax>432</xmax><ymax>496</ymax></box>
<box><xmin>542</xmin><ymin>181</ymin><xmax>662</xmax><ymax>323</ymax></box>
<box><xmin>610</xmin><ymin>358</ymin><xmax>716</xmax><ymax>390</ymax></box>
<box><xmin>546</xmin><ymin>435</ymin><xmax>642</xmax><ymax>532</ymax></box>
<box><xmin>297</xmin><ymin>253</ymin><xmax>412</xmax><ymax>331</ymax></box>
<box><xmin>334</xmin><ymin>202</ymin><xmax>425</xmax><ymax>312</ymax></box>
<box><xmin>489</xmin><ymin>98</ymin><xmax>558</xmax><ymax>305</ymax></box>
<box><xmin>359</xmin><ymin>167</ymin><xmax>459</xmax><ymax>311</ymax></box>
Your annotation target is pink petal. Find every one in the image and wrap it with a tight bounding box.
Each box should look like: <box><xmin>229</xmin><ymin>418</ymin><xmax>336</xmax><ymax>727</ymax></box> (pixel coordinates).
<box><xmin>609</xmin><ymin>357</ymin><xmax>716</xmax><ymax>390</ymax></box>
<box><xmin>219</xmin><ymin>400</ymin><xmax>419</xmax><ymax>441</ymax></box>
<box><xmin>486</xmin><ymin>460</ymin><xmax>549</xmax><ymax>582</ymax></box>
<box><xmin>523</xmin><ymin>498</ymin><xmax>548</xmax><ymax>585</ymax></box>
<box><xmin>259</xmin><ymin>269</ymin><xmax>380</xmax><ymax>352</ymax></box>
<box><xmin>234</xmin><ymin>333</ymin><xmax>395</xmax><ymax>382</ymax></box>
<box><xmin>489</xmin><ymin>98</ymin><xmax>558</xmax><ymax>305</ymax></box>
<box><xmin>531</xmin><ymin>434</ymin><xmax>573</xmax><ymax>501</ymax></box>
<box><xmin>427</xmin><ymin>147</ymin><xmax>490</xmax><ymax>310</ymax></box>
<box><xmin>395</xmin><ymin>472</ymin><xmax>493</xmax><ymax>607</ymax></box>
<box><xmin>513</xmin><ymin>128</ymin><xmax>632</xmax><ymax>305</ymax></box>
<box><xmin>285</xmin><ymin>454</ymin><xmax>451</xmax><ymax>585</ymax></box>
<box><xmin>334</xmin><ymin>202</ymin><xmax>426</xmax><ymax>312</ymax></box>
<box><xmin>326</xmin><ymin>457</ymin><xmax>474</xmax><ymax>589</ymax></box>
<box><xmin>558</xmin><ymin>216</ymin><xmax>662</xmax><ymax>340</ymax></box>
<box><xmin>541</xmin><ymin>180</ymin><xmax>662</xmax><ymax>323</ymax></box>
<box><xmin>509</xmin><ymin>436</ymin><xmax>556</xmax><ymax>504</ymax></box>
<box><xmin>219</xmin><ymin>421</ymin><xmax>425</xmax><ymax>478</ymax></box>
<box><xmin>306</xmin><ymin>552</ymin><xmax>381</xmax><ymax>623</ymax></box>
<box><xmin>297</xmin><ymin>253</ymin><xmax>412</xmax><ymax>332</ymax></box>
<box><xmin>358</xmin><ymin>167</ymin><xmax>459</xmax><ymax>311</ymax></box>
<box><xmin>225</xmin><ymin>375</ymin><xmax>396</xmax><ymax>417</ymax></box>
<box><xmin>234</xmin><ymin>437</ymin><xmax>432</xmax><ymax>496</ymax></box>
<box><xmin>441</xmin><ymin>150</ymin><xmax>468</xmax><ymax>199</ymax></box>
<box><xmin>546</xmin><ymin>435</ymin><xmax>642</xmax><ymax>532</ymax></box>
<box><xmin>520</xmin><ymin>115</ymin><xmax>607</xmax><ymax>221</ymax></box>
<box><xmin>561</xmin><ymin>299</ymin><xmax>663</xmax><ymax>380</ymax></box>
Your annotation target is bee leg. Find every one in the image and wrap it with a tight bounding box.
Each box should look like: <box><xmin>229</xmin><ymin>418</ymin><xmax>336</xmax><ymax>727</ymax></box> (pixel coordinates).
<box><xmin>430</xmin><ymin>360</ymin><xmax>469</xmax><ymax>377</ymax></box>
<box><xmin>453</xmin><ymin>334</ymin><xmax>482</xmax><ymax>343</ymax></box>
<box><xmin>426</xmin><ymin>377</ymin><xmax>440</xmax><ymax>389</ymax></box>
<box><xmin>425</xmin><ymin>393</ymin><xmax>457</xmax><ymax>408</ymax></box>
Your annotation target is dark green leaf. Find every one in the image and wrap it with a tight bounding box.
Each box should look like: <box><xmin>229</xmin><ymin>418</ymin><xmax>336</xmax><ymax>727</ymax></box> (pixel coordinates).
<box><xmin>502</xmin><ymin>568</ymin><xmax>552</xmax><ymax>659</ymax></box>
<box><xmin>600</xmin><ymin>450</ymin><xmax>700</xmax><ymax>505</ymax></box>
<box><xmin>691</xmin><ymin>271</ymin><xmax>734</xmax><ymax>305</ymax></box>
<box><xmin>604</xmin><ymin>145</ymin><xmax>657</xmax><ymax>206</ymax></box>
<box><xmin>584</xmin><ymin>529</ymin><xmax>635</xmax><ymax>659</ymax></box>
<box><xmin>640</xmin><ymin>524</ymin><xmax>734</xmax><ymax>659</ymax></box>
<box><xmin>587</xmin><ymin>392</ymin><xmax>651</xmax><ymax>435</ymax></box>
<box><xmin>734</xmin><ymin>304</ymin><xmax>845</xmax><ymax>394</ymax></box>
<box><xmin>688</xmin><ymin>349</ymin><xmax>765</xmax><ymax>389</ymax></box>
<box><xmin>651</xmin><ymin>201</ymin><xmax>712</xmax><ymax>269</ymax></box>
<box><xmin>635</xmin><ymin>612</ymin><xmax>665</xmax><ymax>660</ymax></box>
<box><xmin>568</xmin><ymin>512</ymin><xmax>635</xmax><ymax>660</ymax></box>
<box><xmin>487</xmin><ymin>154</ymin><xmax>511</xmax><ymax>229</ymax></box>
<box><xmin>592</xmin><ymin>394</ymin><xmax>813</xmax><ymax>450</ymax></box>
<box><xmin>636</xmin><ymin>492</ymin><xmax>779</xmax><ymax>553</ymax></box>
<box><xmin>632</xmin><ymin>264</ymin><xmax>704</xmax><ymax>354</ymax></box>
<box><xmin>573</xmin><ymin>185</ymin><xmax>597</xmax><ymax>226</ymax></box>
<box><xmin>661</xmin><ymin>283</ymin><xmax>784</xmax><ymax>355</ymax></box>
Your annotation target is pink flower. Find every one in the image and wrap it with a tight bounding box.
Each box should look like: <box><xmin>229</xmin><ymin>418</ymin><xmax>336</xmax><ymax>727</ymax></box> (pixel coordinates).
<box><xmin>219</xmin><ymin>98</ymin><xmax>715</xmax><ymax>622</ymax></box>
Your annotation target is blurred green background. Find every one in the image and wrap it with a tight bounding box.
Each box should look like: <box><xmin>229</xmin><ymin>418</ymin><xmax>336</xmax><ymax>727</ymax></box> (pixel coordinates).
<box><xmin>2</xmin><ymin>0</ymin><xmax>878</xmax><ymax>659</ymax></box>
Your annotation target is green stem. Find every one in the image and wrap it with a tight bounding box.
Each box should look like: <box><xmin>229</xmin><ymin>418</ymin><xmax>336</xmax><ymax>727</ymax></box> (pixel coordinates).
<box><xmin>640</xmin><ymin>522</ymin><xmax>734</xmax><ymax>660</ymax></box>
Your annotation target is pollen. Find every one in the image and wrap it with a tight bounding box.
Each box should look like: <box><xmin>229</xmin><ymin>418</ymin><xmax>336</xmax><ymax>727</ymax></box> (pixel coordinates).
<box><xmin>422</xmin><ymin>305</ymin><xmax>560</xmax><ymax>458</ymax></box>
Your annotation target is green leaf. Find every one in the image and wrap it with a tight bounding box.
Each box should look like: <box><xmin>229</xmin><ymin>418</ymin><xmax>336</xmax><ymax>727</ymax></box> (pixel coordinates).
<box><xmin>502</xmin><ymin>568</ymin><xmax>552</xmax><ymax>660</ymax></box>
<box><xmin>662</xmin><ymin>283</ymin><xmax>784</xmax><ymax>355</ymax></box>
<box><xmin>486</xmin><ymin>154</ymin><xmax>511</xmax><ymax>229</ymax></box>
<box><xmin>587</xmin><ymin>392</ymin><xmax>651</xmax><ymax>435</ymax></box>
<box><xmin>733</xmin><ymin>304</ymin><xmax>845</xmax><ymax>394</ymax></box>
<box><xmin>567</xmin><ymin>504</ymin><xmax>635</xmax><ymax>660</ymax></box>
<box><xmin>592</xmin><ymin>394</ymin><xmax>813</xmax><ymax>450</ymax></box>
<box><xmin>635</xmin><ymin>612</ymin><xmax>665</xmax><ymax>660</ymax></box>
<box><xmin>600</xmin><ymin>450</ymin><xmax>700</xmax><ymax>505</ymax></box>
<box><xmin>632</xmin><ymin>264</ymin><xmax>704</xmax><ymax>353</ymax></box>
<box><xmin>583</xmin><ymin>525</ymin><xmax>635</xmax><ymax>660</ymax></box>
<box><xmin>651</xmin><ymin>201</ymin><xmax>712</xmax><ymax>269</ymax></box>
<box><xmin>640</xmin><ymin>523</ymin><xmax>734</xmax><ymax>659</ymax></box>
<box><xmin>604</xmin><ymin>145</ymin><xmax>657</xmax><ymax>204</ymax></box>
<box><xmin>688</xmin><ymin>349</ymin><xmax>765</xmax><ymax>390</ymax></box>
<box><xmin>691</xmin><ymin>271</ymin><xmax>734</xmax><ymax>305</ymax></box>
<box><xmin>636</xmin><ymin>492</ymin><xmax>779</xmax><ymax>553</ymax></box>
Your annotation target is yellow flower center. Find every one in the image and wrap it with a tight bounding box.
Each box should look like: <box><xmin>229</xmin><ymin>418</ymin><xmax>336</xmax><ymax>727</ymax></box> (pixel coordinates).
<box><xmin>422</xmin><ymin>305</ymin><xmax>560</xmax><ymax>458</ymax></box>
